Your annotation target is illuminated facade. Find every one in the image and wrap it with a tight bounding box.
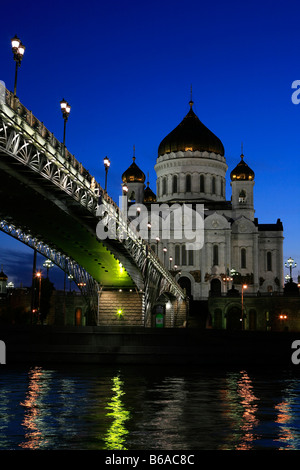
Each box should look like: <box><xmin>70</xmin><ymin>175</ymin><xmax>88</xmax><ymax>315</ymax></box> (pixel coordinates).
<box><xmin>121</xmin><ymin>99</ymin><xmax>288</xmax><ymax>329</ymax></box>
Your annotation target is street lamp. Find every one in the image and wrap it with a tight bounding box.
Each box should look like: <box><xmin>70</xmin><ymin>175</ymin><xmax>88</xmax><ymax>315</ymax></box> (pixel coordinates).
<box><xmin>285</xmin><ymin>257</ymin><xmax>297</xmax><ymax>282</ymax></box>
<box><xmin>68</xmin><ymin>274</ymin><xmax>74</xmax><ymax>292</ymax></box>
<box><xmin>169</xmin><ymin>256</ymin><xmax>173</xmax><ymax>270</ymax></box>
<box><xmin>43</xmin><ymin>259</ymin><xmax>54</xmax><ymax>278</ymax></box>
<box><xmin>241</xmin><ymin>284</ymin><xmax>247</xmax><ymax>329</ymax></box>
<box><xmin>104</xmin><ymin>156</ymin><xmax>110</xmax><ymax>192</ymax></box>
<box><xmin>163</xmin><ymin>247</ymin><xmax>167</xmax><ymax>267</ymax></box>
<box><xmin>156</xmin><ymin>236</ymin><xmax>160</xmax><ymax>256</ymax></box>
<box><xmin>35</xmin><ymin>271</ymin><xmax>42</xmax><ymax>321</ymax></box>
<box><xmin>11</xmin><ymin>35</ymin><xmax>25</xmax><ymax>96</ymax></box>
<box><xmin>60</xmin><ymin>98</ymin><xmax>71</xmax><ymax>148</ymax></box>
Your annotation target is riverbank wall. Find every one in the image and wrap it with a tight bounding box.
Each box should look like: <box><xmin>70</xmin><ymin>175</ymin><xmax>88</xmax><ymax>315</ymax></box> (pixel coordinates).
<box><xmin>1</xmin><ymin>325</ymin><xmax>300</xmax><ymax>367</ymax></box>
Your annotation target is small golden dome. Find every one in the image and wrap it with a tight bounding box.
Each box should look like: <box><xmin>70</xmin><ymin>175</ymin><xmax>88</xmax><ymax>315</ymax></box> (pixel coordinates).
<box><xmin>122</xmin><ymin>157</ymin><xmax>146</xmax><ymax>183</ymax></box>
<box><xmin>0</xmin><ymin>269</ymin><xmax>8</xmax><ymax>281</ymax></box>
<box><xmin>230</xmin><ymin>154</ymin><xmax>255</xmax><ymax>181</ymax></box>
<box><xmin>143</xmin><ymin>181</ymin><xmax>156</xmax><ymax>203</ymax></box>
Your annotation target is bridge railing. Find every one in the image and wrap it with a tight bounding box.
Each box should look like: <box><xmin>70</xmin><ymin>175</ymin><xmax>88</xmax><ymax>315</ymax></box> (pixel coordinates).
<box><xmin>1</xmin><ymin>87</ymin><xmax>185</xmax><ymax>299</ymax></box>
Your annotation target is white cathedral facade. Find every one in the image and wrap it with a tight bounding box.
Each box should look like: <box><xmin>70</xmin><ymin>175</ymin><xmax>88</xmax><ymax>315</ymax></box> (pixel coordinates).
<box><xmin>121</xmin><ymin>99</ymin><xmax>284</xmax><ymax>304</ymax></box>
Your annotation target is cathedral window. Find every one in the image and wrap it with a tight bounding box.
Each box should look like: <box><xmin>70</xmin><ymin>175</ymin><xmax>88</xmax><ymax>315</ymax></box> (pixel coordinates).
<box><xmin>213</xmin><ymin>245</ymin><xmax>219</xmax><ymax>266</ymax></box>
<box><xmin>200</xmin><ymin>174</ymin><xmax>205</xmax><ymax>192</ymax></box>
<box><xmin>188</xmin><ymin>249</ymin><xmax>194</xmax><ymax>266</ymax></box>
<box><xmin>212</xmin><ymin>177</ymin><xmax>216</xmax><ymax>194</ymax></box>
<box><xmin>186</xmin><ymin>174</ymin><xmax>191</xmax><ymax>192</ymax></box>
<box><xmin>241</xmin><ymin>248</ymin><xmax>247</xmax><ymax>268</ymax></box>
<box><xmin>239</xmin><ymin>190</ymin><xmax>246</xmax><ymax>203</ymax></box>
<box><xmin>172</xmin><ymin>175</ymin><xmax>178</xmax><ymax>193</ymax></box>
<box><xmin>175</xmin><ymin>245</ymin><xmax>180</xmax><ymax>265</ymax></box>
<box><xmin>267</xmin><ymin>251</ymin><xmax>272</xmax><ymax>271</ymax></box>
<box><xmin>181</xmin><ymin>245</ymin><xmax>187</xmax><ymax>265</ymax></box>
<box><xmin>162</xmin><ymin>177</ymin><xmax>167</xmax><ymax>195</ymax></box>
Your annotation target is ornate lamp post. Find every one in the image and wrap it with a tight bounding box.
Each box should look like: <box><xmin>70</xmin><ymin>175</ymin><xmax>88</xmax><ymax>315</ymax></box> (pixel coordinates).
<box><xmin>156</xmin><ymin>236</ymin><xmax>160</xmax><ymax>256</ymax></box>
<box><xmin>35</xmin><ymin>271</ymin><xmax>42</xmax><ymax>321</ymax></box>
<box><xmin>68</xmin><ymin>274</ymin><xmax>74</xmax><ymax>292</ymax></box>
<box><xmin>104</xmin><ymin>156</ymin><xmax>110</xmax><ymax>192</ymax></box>
<box><xmin>285</xmin><ymin>257</ymin><xmax>297</xmax><ymax>282</ymax></box>
<box><xmin>11</xmin><ymin>35</ymin><xmax>25</xmax><ymax>96</ymax></box>
<box><xmin>163</xmin><ymin>247</ymin><xmax>167</xmax><ymax>267</ymax></box>
<box><xmin>60</xmin><ymin>98</ymin><xmax>71</xmax><ymax>148</ymax></box>
<box><xmin>241</xmin><ymin>284</ymin><xmax>247</xmax><ymax>330</ymax></box>
<box><xmin>43</xmin><ymin>259</ymin><xmax>54</xmax><ymax>278</ymax></box>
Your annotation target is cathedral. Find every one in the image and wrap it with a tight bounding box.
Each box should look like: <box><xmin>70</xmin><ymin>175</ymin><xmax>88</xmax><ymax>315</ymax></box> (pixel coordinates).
<box><xmin>121</xmin><ymin>98</ymin><xmax>286</xmax><ymax>329</ymax></box>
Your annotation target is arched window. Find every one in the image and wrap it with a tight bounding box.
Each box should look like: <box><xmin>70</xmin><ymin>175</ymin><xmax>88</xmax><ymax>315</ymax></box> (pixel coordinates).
<box><xmin>186</xmin><ymin>174</ymin><xmax>191</xmax><ymax>192</ymax></box>
<box><xmin>188</xmin><ymin>249</ymin><xmax>194</xmax><ymax>266</ymax></box>
<box><xmin>162</xmin><ymin>177</ymin><xmax>167</xmax><ymax>195</ymax></box>
<box><xmin>241</xmin><ymin>248</ymin><xmax>247</xmax><ymax>269</ymax></box>
<box><xmin>157</xmin><ymin>180</ymin><xmax>160</xmax><ymax>196</ymax></box>
<box><xmin>212</xmin><ymin>177</ymin><xmax>216</xmax><ymax>194</ymax></box>
<box><xmin>181</xmin><ymin>245</ymin><xmax>187</xmax><ymax>266</ymax></box>
<box><xmin>221</xmin><ymin>179</ymin><xmax>224</xmax><ymax>197</ymax></box>
<box><xmin>129</xmin><ymin>191</ymin><xmax>135</xmax><ymax>202</ymax></box>
<box><xmin>213</xmin><ymin>245</ymin><xmax>219</xmax><ymax>266</ymax></box>
<box><xmin>200</xmin><ymin>174</ymin><xmax>205</xmax><ymax>192</ymax></box>
<box><xmin>239</xmin><ymin>190</ymin><xmax>246</xmax><ymax>203</ymax></box>
<box><xmin>175</xmin><ymin>245</ymin><xmax>180</xmax><ymax>265</ymax></box>
<box><xmin>267</xmin><ymin>251</ymin><xmax>272</xmax><ymax>271</ymax></box>
<box><xmin>172</xmin><ymin>175</ymin><xmax>178</xmax><ymax>193</ymax></box>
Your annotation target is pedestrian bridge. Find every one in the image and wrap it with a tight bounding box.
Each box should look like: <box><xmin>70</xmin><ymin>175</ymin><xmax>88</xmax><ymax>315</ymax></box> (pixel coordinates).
<box><xmin>0</xmin><ymin>86</ymin><xmax>186</xmax><ymax>326</ymax></box>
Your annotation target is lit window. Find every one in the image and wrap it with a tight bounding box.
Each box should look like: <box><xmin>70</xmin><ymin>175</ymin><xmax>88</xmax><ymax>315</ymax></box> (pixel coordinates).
<box><xmin>239</xmin><ymin>190</ymin><xmax>246</xmax><ymax>203</ymax></box>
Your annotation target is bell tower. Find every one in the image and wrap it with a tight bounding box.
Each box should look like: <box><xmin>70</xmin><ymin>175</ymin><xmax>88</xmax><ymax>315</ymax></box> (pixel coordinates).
<box><xmin>230</xmin><ymin>149</ymin><xmax>255</xmax><ymax>220</ymax></box>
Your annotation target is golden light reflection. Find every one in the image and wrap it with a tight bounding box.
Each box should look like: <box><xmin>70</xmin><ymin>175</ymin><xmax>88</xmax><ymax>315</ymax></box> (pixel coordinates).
<box><xmin>104</xmin><ymin>375</ymin><xmax>130</xmax><ymax>450</ymax></box>
<box><xmin>275</xmin><ymin>398</ymin><xmax>297</xmax><ymax>449</ymax></box>
<box><xmin>19</xmin><ymin>366</ymin><xmax>48</xmax><ymax>449</ymax></box>
<box><xmin>220</xmin><ymin>370</ymin><xmax>259</xmax><ymax>450</ymax></box>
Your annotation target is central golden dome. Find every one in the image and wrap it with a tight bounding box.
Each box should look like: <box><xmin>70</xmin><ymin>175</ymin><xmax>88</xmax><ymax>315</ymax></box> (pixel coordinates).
<box><xmin>158</xmin><ymin>102</ymin><xmax>225</xmax><ymax>157</ymax></box>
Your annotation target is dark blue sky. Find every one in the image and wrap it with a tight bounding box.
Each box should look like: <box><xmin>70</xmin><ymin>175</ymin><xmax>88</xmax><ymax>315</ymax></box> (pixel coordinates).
<box><xmin>0</xmin><ymin>0</ymin><xmax>299</xmax><ymax>288</ymax></box>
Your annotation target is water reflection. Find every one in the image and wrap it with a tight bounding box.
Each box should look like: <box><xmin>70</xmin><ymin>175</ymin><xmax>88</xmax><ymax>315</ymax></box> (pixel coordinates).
<box><xmin>220</xmin><ymin>370</ymin><xmax>259</xmax><ymax>450</ymax></box>
<box><xmin>19</xmin><ymin>366</ymin><xmax>49</xmax><ymax>449</ymax></box>
<box><xmin>0</xmin><ymin>365</ymin><xmax>300</xmax><ymax>450</ymax></box>
<box><xmin>104</xmin><ymin>375</ymin><xmax>130</xmax><ymax>450</ymax></box>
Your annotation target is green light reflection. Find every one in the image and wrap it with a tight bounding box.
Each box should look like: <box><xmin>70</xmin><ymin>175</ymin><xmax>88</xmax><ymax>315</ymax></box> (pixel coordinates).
<box><xmin>104</xmin><ymin>375</ymin><xmax>130</xmax><ymax>450</ymax></box>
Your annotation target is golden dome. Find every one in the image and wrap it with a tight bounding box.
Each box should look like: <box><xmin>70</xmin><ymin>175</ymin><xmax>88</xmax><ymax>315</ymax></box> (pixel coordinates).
<box><xmin>0</xmin><ymin>269</ymin><xmax>7</xmax><ymax>281</ymax></box>
<box><xmin>158</xmin><ymin>101</ymin><xmax>224</xmax><ymax>157</ymax></box>
<box><xmin>122</xmin><ymin>157</ymin><xmax>146</xmax><ymax>183</ymax></box>
<box><xmin>143</xmin><ymin>181</ymin><xmax>156</xmax><ymax>203</ymax></box>
<box><xmin>230</xmin><ymin>154</ymin><xmax>255</xmax><ymax>181</ymax></box>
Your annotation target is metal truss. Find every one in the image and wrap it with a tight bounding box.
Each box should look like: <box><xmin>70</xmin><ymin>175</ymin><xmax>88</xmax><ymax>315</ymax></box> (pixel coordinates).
<box><xmin>0</xmin><ymin>88</ymin><xmax>185</xmax><ymax>326</ymax></box>
<box><xmin>0</xmin><ymin>219</ymin><xmax>99</xmax><ymax>320</ymax></box>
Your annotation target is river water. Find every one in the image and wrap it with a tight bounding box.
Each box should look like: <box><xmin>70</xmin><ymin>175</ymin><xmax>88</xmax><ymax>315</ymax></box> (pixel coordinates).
<box><xmin>1</xmin><ymin>364</ymin><xmax>300</xmax><ymax>450</ymax></box>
